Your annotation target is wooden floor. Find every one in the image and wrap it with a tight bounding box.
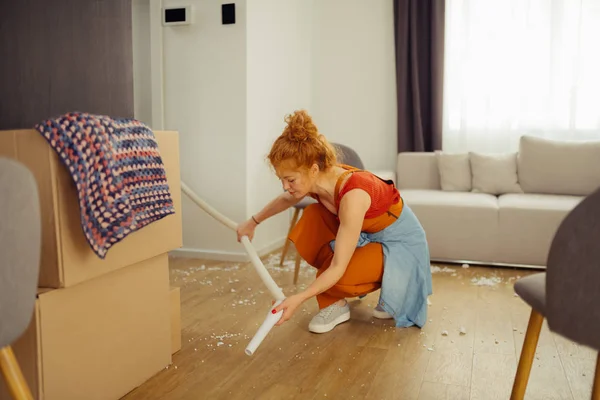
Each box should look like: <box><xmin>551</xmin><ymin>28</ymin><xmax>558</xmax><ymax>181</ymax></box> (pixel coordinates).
<box><xmin>122</xmin><ymin>251</ymin><xmax>597</xmax><ymax>400</ymax></box>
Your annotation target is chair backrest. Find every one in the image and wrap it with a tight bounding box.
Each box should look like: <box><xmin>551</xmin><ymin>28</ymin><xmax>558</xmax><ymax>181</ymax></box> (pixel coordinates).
<box><xmin>0</xmin><ymin>158</ymin><xmax>41</xmax><ymax>348</ymax></box>
<box><xmin>546</xmin><ymin>185</ymin><xmax>600</xmax><ymax>351</ymax></box>
<box><xmin>333</xmin><ymin>143</ymin><xmax>365</xmax><ymax>169</ymax></box>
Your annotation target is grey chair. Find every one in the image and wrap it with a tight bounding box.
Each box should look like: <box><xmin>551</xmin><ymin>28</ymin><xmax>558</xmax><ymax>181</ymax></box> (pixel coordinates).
<box><xmin>0</xmin><ymin>158</ymin><xmax>41</xmax><ymax>400</ymax></box>
<box><xmin>279</xmin><ymin>143</ymin><xmax>365</xmax><ymax>284</ymax></box>
<box><xmin>510</xmin><ymin>186</ymin><xmax>600</xmax><ymax>400</ymax></box>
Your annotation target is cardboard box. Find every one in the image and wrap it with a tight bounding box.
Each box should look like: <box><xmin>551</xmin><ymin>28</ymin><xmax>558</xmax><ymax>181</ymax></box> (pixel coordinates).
<box><xmin>0</xmin><ymin>254</ymin><xmax>172</xmax><ymax>400</ymax></box>
<box><xmin>170</xmin><ymin>286</ymin><xmax>181</xmax><ymax>354</ymax></box>
<box><xmin>0</xmin><ymin>129</ymin><xmax>183</xmax><ymax>288</ymax></box>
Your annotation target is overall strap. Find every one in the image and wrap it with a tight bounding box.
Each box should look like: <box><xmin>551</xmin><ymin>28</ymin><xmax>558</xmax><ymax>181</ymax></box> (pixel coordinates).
<box><xmin>334</xmin><ymin>164</ymin><xmax>363</xmax><ymax>208</ymax></box>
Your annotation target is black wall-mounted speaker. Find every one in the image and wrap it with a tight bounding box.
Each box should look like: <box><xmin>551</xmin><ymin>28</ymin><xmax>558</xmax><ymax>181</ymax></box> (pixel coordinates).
<box><xmin>222</xmin><ymin>3</ymin><xmax>235</xmax><ymax>25</ymax></box>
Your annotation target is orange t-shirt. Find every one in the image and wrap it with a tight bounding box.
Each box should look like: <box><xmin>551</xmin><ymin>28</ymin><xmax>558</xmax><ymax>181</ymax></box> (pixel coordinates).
<box><xmin>336</xmin><ymin>170</ymin><xmax>400</xmax><ymax>218</ymax></box>
<box><xmin>334</xmin><ymin>166</ymin><xmax>403</xmax><ymax>232</ymax></box>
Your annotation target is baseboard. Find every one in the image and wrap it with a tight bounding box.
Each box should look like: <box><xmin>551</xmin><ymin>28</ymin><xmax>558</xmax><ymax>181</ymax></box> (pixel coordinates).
<box><xmin>432</xmin><ymin>258</ymin><xmax>546</xmax><ymax>270</ymax></box>
<box><xmin>170</xmin><ymin>237</ymin><xmax>287</xmax><ymax>262</ymax></box>
<box><xmin>170</xmin><ymin>248</ymin><xmax>249</xmax><ymax>262</ymax></box>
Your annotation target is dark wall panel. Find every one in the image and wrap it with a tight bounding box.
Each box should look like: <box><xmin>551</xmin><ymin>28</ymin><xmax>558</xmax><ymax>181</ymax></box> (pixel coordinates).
<box><xmin>0</xmin><ymin>0</ymin><xmax>133</xmax><ymax>130</ymax></box>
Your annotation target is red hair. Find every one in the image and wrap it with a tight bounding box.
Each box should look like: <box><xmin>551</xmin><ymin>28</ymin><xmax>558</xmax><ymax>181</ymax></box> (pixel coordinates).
<box><xmin>268</xmin><ymin>110</ymin><xmax>337</xmax><ymax>171</ymax></box>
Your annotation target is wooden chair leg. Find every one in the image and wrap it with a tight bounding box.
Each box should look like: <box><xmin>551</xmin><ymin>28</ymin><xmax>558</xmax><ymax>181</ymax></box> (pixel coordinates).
<box><xmin>0</xmin><ymin>346</ymin><xmax>33</xmax><ymax>400</ymax></box>
<box><xmin>293</xmin><ymin>252</ymin><xmax>301</xmax><ymax>285</ymax></box>
<box><xmin>280</xmin><ymin>208</ymin><xmax>300</xmax><ymax>267</ymax></box>
<box><xmin>510</xmin><ymin>309</ymin><xmax>544</xmax><ymax>400</ymax></box>
<box><xmin>592</xmin><ymin>352</ymin><xmax>600</xmax><ymax>400</ymax></box>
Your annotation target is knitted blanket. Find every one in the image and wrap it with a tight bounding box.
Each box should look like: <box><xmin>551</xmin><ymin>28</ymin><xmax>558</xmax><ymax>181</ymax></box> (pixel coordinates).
<box><xmin>35</xmin><ymin>112</ymin><xmax>175</xmax><ymax>259</ymax></box>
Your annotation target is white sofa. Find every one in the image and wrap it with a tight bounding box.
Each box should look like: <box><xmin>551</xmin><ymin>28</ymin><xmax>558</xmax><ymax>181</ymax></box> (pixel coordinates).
<box><xmin>393</xmin><ymin>135</ymin><xmax>600</xmax><ymax>268</ymax></box>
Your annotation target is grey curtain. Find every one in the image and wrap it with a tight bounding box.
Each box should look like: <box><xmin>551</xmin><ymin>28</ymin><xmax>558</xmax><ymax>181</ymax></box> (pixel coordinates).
<box><xmin>394</xmin><ymin>0</ymin><xmax>445</xmax><ymax>153</ymax></box>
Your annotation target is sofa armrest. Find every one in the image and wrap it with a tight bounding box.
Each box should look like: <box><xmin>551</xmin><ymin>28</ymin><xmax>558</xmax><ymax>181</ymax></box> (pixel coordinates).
<box><xmin>371</xmin><ymin>170</ymin><xmax>397</xmax><ymax>185</ymax></box>
<box><xmin>396</xmin><ymin>152</ymin><xmax>441</xmax><ymax>190</ymax></box>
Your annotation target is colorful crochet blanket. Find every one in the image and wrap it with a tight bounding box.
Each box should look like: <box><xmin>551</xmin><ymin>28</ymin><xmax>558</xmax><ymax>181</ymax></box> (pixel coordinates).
<box><xmin>35</xmin><ymin>112</ymin><xmax>175</xmax><ymax>258</ymax></box>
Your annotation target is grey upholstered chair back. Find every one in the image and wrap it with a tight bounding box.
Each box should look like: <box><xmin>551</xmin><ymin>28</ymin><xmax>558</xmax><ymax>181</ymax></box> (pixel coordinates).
<box><xmin>334</xmin><ymin>143</ymin><xmax>365</xmax><ymax>169</ymax></box>
<box><xmin>0</xmin><ymin>158</ymin><xmax>41</xmax><ymax>348</ymax></box>
<box><xmin>546</xmin><ymin>186</ymin><xmax>600</xmax><ymax>351</ymax></box>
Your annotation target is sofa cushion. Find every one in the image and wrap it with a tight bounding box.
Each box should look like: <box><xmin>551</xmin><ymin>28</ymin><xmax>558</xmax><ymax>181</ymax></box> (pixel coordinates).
<box><xmin>517</xmin><ymin>135</ymin><xmax>600</xmax><ymax>196</ymax></box>
<box><xmin>497</xmin><ymin>193</ymin><xmax>584</xmax><ymax>266</ymax></box>
<box><xmin>435</xmin><ymin>151</ymin><xmax>472</xmax><ymax>192</ymax></box>
<box><xmin>396</xmin><ymin>152</ymin><xmax>440</xmax><ymax>190</ymax></box>
<box><xmin>401</xmin><ymin>190</ymin><xmax>499</xmax><ymax>263</ymax></box>
<box><xmin>469</xmin><ymin>152</ymin><xmax>523</xmax><ymax>195</ymax></box>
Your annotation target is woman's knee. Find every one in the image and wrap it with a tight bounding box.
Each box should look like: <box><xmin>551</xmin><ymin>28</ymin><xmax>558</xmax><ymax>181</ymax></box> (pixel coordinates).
<box><xmin>336</xmin><ymin>266</ymin><xmax>383</xmax><ymax>287</ymax></box>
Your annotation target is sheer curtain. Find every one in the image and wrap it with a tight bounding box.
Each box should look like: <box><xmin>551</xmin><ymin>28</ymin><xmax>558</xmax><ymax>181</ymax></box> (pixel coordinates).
<box><xmin>442</xmin><ymin>0</ymin><xmax>600</xmax><ymax>153</ymax></box>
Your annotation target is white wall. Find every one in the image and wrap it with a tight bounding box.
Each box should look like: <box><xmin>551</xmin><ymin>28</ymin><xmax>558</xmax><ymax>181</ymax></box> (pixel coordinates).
<box><xmin>311</xmin><ymin>0</ymin><xmax>397</xmax><ymax>171</ymax></box>
<box><xmin>162</xmin><ymin>0</ymin><xmax>249</xmax><ymax>258</ymax></box>
<box><xmin>133</xmin><ymin>0</ymin><xmax>398</xmax><ymax>260</ymax></box>
<box><xmin>246</xmin><ymin>0</ymin><xmax>313</xmax><ymax>251</ymax></box>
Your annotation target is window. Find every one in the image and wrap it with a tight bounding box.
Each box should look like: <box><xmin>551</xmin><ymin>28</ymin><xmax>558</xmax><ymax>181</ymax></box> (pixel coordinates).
<box><xmin>443</xmin><ymin>0</ymin><xmax>600</xmax><ymax>152</ymax></box>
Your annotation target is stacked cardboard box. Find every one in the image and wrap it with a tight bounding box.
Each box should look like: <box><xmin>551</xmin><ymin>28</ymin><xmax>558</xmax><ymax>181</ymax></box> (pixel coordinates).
<box><xmin>0</xmin><ymin>129</ymin><xmax>183</xmax><ymax>400</ymax></box>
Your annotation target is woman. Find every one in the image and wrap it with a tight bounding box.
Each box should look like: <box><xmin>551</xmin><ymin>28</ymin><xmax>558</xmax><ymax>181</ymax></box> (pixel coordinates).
<box><xmin>236</xmin><ymin>110</ymin><xmax>432</xmax><ymax>333</ymax></box>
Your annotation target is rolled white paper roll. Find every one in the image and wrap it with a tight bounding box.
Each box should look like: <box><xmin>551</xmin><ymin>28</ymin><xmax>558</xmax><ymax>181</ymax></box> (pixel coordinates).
<box><xmin>245</xmin><ymin>300</ymin><xmax>284</xmax><ymax>356</ymax></box>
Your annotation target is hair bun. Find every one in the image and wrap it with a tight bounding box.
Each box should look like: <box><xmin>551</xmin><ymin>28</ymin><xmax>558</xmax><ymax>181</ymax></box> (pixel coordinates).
<box><xmin>268</xmin><ymin>109</ymin><xmax>338</xmax><ymax>171</ymax></box>
<box><xmin>284</xmin><ymin>110</ymin><xmax>318</xmax><ymax>143</ymax></box>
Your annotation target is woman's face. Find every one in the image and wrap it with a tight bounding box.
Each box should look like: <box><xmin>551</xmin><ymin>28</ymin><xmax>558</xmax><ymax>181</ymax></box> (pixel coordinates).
<box><xmin>276</xmin><ymin>163</ymin><xmax>317</xmax><ymax>198</ymax></box>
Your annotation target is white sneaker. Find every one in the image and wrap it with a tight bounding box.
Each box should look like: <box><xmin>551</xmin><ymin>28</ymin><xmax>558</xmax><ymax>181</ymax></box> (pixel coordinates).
<box><xmin>308</xmin><ymin>301</ymin><xmax>351</xmax><ymax>333</ymax></box>
<box><xmin>373</xmin><ymin>304</ymin><xmax>393</xmax><ymax>319</ymax></box>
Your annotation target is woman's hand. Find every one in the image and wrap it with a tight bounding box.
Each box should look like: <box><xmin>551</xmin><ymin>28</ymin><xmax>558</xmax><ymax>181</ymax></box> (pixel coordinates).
<box><xmin>273</xmin><ymin>293</ymin><xmax>306</xmax><ymax>326</ymax></box>
<box><xmin>236</xmin><ymin>218</ymin><xmax>257</xmax><ymax>242</ymax></box>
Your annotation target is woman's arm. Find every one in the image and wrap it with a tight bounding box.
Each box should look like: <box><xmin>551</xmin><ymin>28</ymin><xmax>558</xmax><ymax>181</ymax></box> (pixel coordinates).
<box><xmin>273</xmin><ymin>189</ymin><xmax>370</xmax><ymax>324</ymax></box>
<box><xmin>237</xmin><ymin>192</ymin><xmax>301</xmax><ymax>242</ymax></box>
<box><xmin>299</xmin><ymin>189</ymin><xmax>371</xmax><ymax>300</ymax></box>
<box><xmin>253</xmin><ymin>191</ymin><xmax>302</xmax><ymax>223</ymax></box>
